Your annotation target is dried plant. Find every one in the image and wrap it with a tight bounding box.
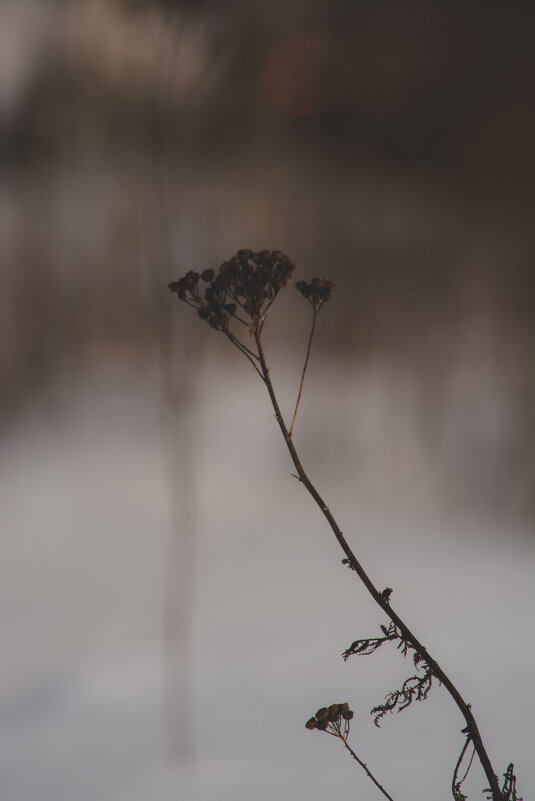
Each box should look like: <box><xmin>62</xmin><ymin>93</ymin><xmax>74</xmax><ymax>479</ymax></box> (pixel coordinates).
<box><xmin>305</xmin><ymin>703</ymin><xmax>394</xmax><ymax>801</ymax></box>
<box><xmin>168</xmin><ymin>250</ymin><xmax>521</xmax><ymax>801</ymax></box>
<box><xmin>344</xmin><ymin>622</ymin><xmax>435</xmax><ymax>726</ymax></box>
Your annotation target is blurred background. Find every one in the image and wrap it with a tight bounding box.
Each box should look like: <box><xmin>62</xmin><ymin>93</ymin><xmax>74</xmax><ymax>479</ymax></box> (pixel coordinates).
<box><xmin>1</xmin><ymin>1</ymin><xmax>534</xmax><ymax>799</ymax></box>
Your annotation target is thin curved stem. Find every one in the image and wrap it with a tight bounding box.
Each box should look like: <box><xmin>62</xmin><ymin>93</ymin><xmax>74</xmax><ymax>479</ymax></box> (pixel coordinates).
<box><xmin>341</xmin><ymin>737</ymin><xmax>395</xmax><ymax>801</ymax></box>
<box><xmin>231</xmin><ymin>313</ymin><xmax>251</xmax><ymax>328</ymax></box>
<box><xmin>223</xmin><ymin>330</ymin><xmax>264</xmax><ymax>380</ymax></box>
<box><xmin>224</xmin><ymin>329</ymin><xmax>260</xmax><ymax>361</ymax></box>
<box><xmin>452</xmin><ymin>736</ymin><xmax>476</xmax><ymax>800</ymax></box>
<box><xmin>289</xmin><ymin>308</ymin><xmax>317</xmax><ymax>437</ymax></box>
<box><xmin>253</xmin><ymin>331</ymin><xmax>502</xmax><ymax>801</ymax></box>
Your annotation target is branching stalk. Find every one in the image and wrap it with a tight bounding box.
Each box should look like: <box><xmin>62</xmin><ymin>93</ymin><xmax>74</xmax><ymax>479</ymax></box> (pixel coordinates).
<box><xmin>253</xmin><ymin>330</ymin><xmax>503</xmax><ymax>801</ymax></box>
<box><xmin>168</xmin><ymin>251</ymin><xmax>509</xmax><ymax>801</ymax></box>
<box><xmin>289</xmin><ymin>307</ymin><xmax>317</xmax><ymax>437</ymax></box>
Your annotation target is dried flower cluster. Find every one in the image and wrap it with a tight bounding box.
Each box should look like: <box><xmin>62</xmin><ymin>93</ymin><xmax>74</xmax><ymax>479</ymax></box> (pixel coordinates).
<box><xmin>295</xmin><ymin>278</ymin><xmax>334</xmax><ymax>311</ymax></box>
<box><xmin>306</xmin><ymin>702</ymin><xmax>354</xmax><ymax>733</ymax></box>
<box><xmin>168</xmin><ymin>249</ymin><xmax>295</xmax><ymax>333</ymax></box>
<box><xmin>306</xmin><ymin>702</ymin><xmax>395</xmax><ymax>801</ymax></box>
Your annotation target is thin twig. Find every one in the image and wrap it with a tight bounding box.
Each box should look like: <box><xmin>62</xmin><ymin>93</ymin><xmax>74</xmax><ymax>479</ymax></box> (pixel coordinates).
<box><xmin>341</xmin><ymin>737</ymin><xmax>395</xmax><ymax>801</ymax></box>
<box><xmin>452</xmin><ymin>736</ymin><xmax>476</xmax><ymax>800</ymax></box>
<box><xmin>225</xmin><ymin>329</ymin><xmax>260</xmax><ymax>362</ymax></box>
<box><xmin>230</xmin><ymin>313</ymin><xmax>251</xmax><ymax>327</ymax></box>
<box><xmin>223</xmin><ymin>330</ymin><xmax>264</xmax><ymax>380</ymax></box>
<box><xmin>289</xmin><ymin>307</ymin><xmax>317</xmax><ymax>437</ymax></box>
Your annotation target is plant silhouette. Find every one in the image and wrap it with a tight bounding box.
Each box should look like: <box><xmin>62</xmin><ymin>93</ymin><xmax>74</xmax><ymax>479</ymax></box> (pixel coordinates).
<box><xmin>169</xmin><ymin>250</ymin><xmax>521</xmax><ymax>801</ymax></box>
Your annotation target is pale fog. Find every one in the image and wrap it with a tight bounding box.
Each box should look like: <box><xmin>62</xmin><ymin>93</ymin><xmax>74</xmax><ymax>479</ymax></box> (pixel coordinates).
<box><xmin>1</xmin><ymin>342</ymin><xmax>533</xmax><ymax>801</ymax></box>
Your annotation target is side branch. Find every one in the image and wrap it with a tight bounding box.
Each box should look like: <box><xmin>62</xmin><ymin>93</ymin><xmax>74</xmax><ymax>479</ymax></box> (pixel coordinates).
<box><xmin>289</xmin><ymin>308</ymin><xmax>317</xmax><ymax>437</ymax></box>
<box><xmin>452</xmin><ymin>734</ymin><xmax>476</xmax><ymax>801</ymax></box>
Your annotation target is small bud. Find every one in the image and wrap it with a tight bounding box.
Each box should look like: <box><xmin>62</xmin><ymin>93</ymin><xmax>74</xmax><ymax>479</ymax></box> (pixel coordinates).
<box><xmin>315</xmin><ymin>707</ymin><xmax>329</xmax><ymax>722</ymax></box>
<box><xmin>201</xmin><ymin>268</ymin><xmax>214</xmax><ymax>282</ymax></box>
<box><xmin>305</xmin><ymin>717</ymin><xmax>317</xmax><ymax>730</ymax></box>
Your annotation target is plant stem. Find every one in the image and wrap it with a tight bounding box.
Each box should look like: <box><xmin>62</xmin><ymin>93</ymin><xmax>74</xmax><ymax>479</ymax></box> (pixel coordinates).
<box><xmin>253</xmin><ymin>331</ymin><xmax>502</xmax><ymax>801</ymax></box>
<box><xmin>341</xmin><ymin>737</ymin><xmax>395</xmax><ymax>801</ymax></box>
<box><xmin>452</xmin><ymin>736</ymin><xmax>476</xmax><ymax>800</ymax></box>
<box><xmin>289</xmin><ymin>308</ymin><xmax>317</xmax><ymax>437</ymax></box>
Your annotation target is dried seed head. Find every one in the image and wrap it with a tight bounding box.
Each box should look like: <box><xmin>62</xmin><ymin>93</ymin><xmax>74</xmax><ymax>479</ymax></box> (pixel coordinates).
<box><xmin>327</xmin><ymin>704</ymin><xmax>340</xmax><ymax>721</ymax></box>
<box><xmin>295</xmin><ymin>277</ymin><xmax>334</xmax><ymax>311</ymax></box>
<box><xmin>306</xmin><ymin>702</ymin><xmax>354</xmax><ymax>733</ymax></box>
<box><xmin>168</xmin><ymin>249</ymin><xmax>295</xmax><ymax>334</ymax></box>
